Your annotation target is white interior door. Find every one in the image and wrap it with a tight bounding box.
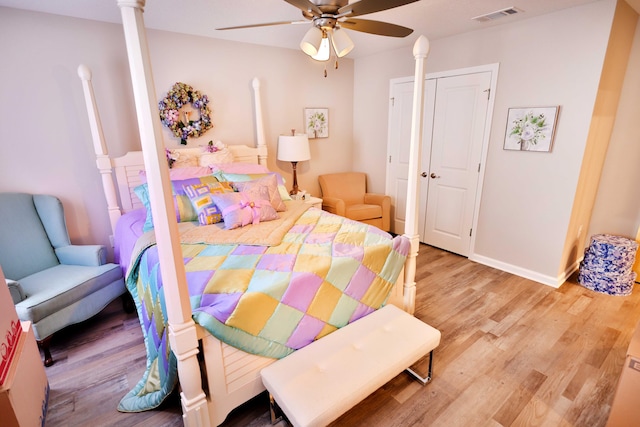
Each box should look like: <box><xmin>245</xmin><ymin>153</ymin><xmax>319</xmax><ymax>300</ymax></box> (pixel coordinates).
<box><xmin>421</xmin><ymin>72</ymin><xmax>491</xmax><ymax>256</ymax></box>
<box><xmin>387</xmin><ymin>66</ymin><xmax>495</xmax><ymax>257</ymax></box>
<box><xmin>386</xmin><ymin>79</ymin><xmax>435</xmax><ymax>233</ymax></box>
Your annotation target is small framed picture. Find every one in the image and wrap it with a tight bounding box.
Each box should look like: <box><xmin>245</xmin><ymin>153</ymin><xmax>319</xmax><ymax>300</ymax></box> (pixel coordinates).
<box><xmin>504</xmin><ymin>106</ymin><xmax>559</xmax><ymax>152</ymax></box>
<box><xmin>304</xmin><ymin>108</ymin><xmax>329</xmax><ymax>138</ymax></box>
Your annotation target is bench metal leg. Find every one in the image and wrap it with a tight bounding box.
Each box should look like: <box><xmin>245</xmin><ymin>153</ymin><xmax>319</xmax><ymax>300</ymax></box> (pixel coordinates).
<box><xmin>269</xmin><ymin>393</ymin><xmax>285</xmax><ymax>425</ymax></box>
<box><xmin>405</xmin><ymin>349</ymin><xmax>434</xmax><ymax>385</ymax></box>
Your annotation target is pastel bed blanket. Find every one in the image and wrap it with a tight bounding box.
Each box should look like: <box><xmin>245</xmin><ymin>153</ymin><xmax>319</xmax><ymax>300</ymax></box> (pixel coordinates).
<box><xmin>118</xmin><ymin>205</ymin><xmax>410</xmax><ymax>412</ymax></box>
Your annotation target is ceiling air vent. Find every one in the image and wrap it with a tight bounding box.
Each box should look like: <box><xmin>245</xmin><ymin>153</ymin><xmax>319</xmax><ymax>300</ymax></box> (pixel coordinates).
<box><xmin>472</xmin><ymin>7</ymin><xmax>522</xmax><ymax>23</ymax></box>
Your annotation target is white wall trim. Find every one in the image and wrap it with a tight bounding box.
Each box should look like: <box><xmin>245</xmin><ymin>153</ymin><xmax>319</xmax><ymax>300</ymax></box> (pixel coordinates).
<box><xmin>426</xmin><ymin>63</ymin><xmax>500</xmax><ymax>80</ymax></box>
<box><xmin>469</xmin><ymin>253</ymin><xmax>567</xmax><ymax>288</ymax></box>
<box><xmin>558</xmin><ymin>257</ymin><xmax>583</xmax><ymax>285</ymax></box>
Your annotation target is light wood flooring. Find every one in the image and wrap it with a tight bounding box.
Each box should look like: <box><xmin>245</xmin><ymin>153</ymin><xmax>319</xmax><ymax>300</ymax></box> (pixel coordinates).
<box><xmin>43</xmin><ymin>244</ymin><xmax>640</xmax><ymax>426</ymax></box>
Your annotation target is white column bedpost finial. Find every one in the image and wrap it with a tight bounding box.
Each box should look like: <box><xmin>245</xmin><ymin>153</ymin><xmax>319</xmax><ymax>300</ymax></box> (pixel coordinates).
<box><xmin>413</xmin><ymin>34</ymin><xmax>430</xmax><ymax>59</ymax></box>
<box><xmin>117</xmin><ymin>0</ymin><xmax>145</xmax><ymax>11</ymax></box>
<box><xmin>252</xmin><ymin>77</ymin><xmax>268</xmax><ymax>165</ymax></box>
<box><xmin>116</xmin><ymin>1</ymin><xmax>209</xmax><ymax>424</ymax></box>
<box><xmin>77</xmin><ymin>64</ymin><xmax>121</xmax><ymax>236</ymax></box>
<box><xmin>402</xmin><ymin>35</ymin><xmax>430</xmax><ymax>314</ymax></box>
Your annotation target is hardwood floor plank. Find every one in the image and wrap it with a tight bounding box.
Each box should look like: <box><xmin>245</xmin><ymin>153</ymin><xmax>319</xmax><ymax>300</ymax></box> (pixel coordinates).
<box><xmin>41</xmin><ymin>244</ymin><xmax>640</xmax><ymax>426</ymax></box>
<box><xmin>566</xmin><ymin>294</ymin><xmax>593</xmax><ymax>316</ymax></box>
<box><xmin>492</xmin><ymin>369</ymin><xmax>547</xmax><ymax>426</ymax></box>
<box><xmin>563</xmin><ymin>363</ymin><xmax>598</xmax><ymax>401</ymax></box>
<box><xmin>431</xmin><ymin>374</ymin><xmax>513</xmax><ymax>426</ymax></box>
<box><xmin>384</xmin><ymin>378</ymin><xmax>456</xmax><ymax>427</ymax></box>
<box><xmin>585</xmin><ymin>327</ymin><xmax>620</xmax><ymax>369</ymax></box>
<box><xmin>512</xmin><ymin>394</ymin><xmax>571</xmax><ymax>427</ymax></box>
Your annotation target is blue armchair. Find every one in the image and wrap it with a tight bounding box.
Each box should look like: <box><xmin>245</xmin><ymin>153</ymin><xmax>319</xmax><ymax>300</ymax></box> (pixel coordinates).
<box><xmin>0</xmin><ymin>193</ymin><xmax>126</xmax><ymax>366</ymax></box>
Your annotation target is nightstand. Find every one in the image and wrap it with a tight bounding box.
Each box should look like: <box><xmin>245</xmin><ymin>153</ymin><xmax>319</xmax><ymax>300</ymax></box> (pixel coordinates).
<box><xmin>304</xmin><ymin>196</ymin><xmax>323</xmax><ymax>210</ymax></box>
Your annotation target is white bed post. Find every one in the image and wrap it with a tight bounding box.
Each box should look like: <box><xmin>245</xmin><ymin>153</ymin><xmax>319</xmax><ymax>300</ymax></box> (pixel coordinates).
<box><xmin>402</xmin><ymin>36</ymin><xmax>430</xmax><ymax>315</ymax></box>
<box><xmin>116</xmin><ymin>1</ymin><xmax>209</xmax><ymax>425</ymax></box>
<box><xmin>252</xmin><ymin>78</ymin><xmax>268</xmax><ymax>166</ymax></box>
<box><xmin>77</xmin><ymin>65</ymin><xmax>121</xmax><ymax>236</ymax></box>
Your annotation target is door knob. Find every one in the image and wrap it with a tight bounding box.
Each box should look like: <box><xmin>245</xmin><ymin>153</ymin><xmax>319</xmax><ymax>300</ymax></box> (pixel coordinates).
<box><xmin>430</xmin><ymin>173</ymin><xmax>440</xmax><ymax>179</ymax></box>
<box><xmin>421</xmin><ymin>172</ymin><xmax>428</xmax><ymax>178</ymax></box>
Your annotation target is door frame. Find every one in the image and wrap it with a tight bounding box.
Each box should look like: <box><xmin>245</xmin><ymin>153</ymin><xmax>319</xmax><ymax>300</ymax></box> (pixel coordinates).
<box><xmin>386</xmin><ymin>63</ymin><xmax>499</xmax><ymax>258</ymax></box>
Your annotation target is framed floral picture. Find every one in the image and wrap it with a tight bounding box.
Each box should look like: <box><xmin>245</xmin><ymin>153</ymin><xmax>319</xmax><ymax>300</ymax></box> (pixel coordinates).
<box><xmin>304</xmin><ymin>108</ymin><xmax>329</xmax><ymax>138</ymax></box>
<box><xmin>504</xmin><ymin>106</ymin><xmax>559</xmax><ymax>152</ymax></box>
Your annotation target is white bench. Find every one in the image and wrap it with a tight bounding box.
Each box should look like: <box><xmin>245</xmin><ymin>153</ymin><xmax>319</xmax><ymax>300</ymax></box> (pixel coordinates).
<box><xmin>260</xmin><ymin>304</ymin><xmax>441</xmax><ymax>427</ymax></box>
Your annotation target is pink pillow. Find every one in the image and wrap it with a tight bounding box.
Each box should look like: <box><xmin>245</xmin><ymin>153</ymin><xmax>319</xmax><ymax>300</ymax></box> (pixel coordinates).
<box><xmin>209</xmin><ymin>163</ymin><xmax>270</xmax><ymax>174</ymax></box>
<box><xmin>138</xmin><ymin>166</ymin><xmax>212</xmax><ymax>183</ymax></box>
<box><xmin>211</xmin><ymin>187</ymin><xmax>279</xmax><ymax>230</ymax></box>
<box><xmin>232</xmin><ymin>174</ymin><xmax>286</xmax><ymax>212</ymax></box>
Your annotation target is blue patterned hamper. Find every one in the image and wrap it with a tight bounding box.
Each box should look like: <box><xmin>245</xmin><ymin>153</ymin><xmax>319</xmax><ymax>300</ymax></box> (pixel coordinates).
<box><xmin>578</xmin><ymin>234</ymin><xmax>638</xmax><ymax>296</ymax></box>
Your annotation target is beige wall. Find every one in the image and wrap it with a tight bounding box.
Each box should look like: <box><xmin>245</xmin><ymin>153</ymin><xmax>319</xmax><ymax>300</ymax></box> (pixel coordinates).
<box><xmin>0</xmin><ymin>7</ymin><xmax>353</xmax><ymax>256</ymax></box>
<box><xmin>353</xmin><ymin>0</ymin><xmax>640</xmax><ymax>284</ymax></box>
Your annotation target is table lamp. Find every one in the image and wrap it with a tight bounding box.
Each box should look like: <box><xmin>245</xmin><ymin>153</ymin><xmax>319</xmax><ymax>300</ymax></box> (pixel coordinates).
<box><xmin>277</xmin><ymin>130</ymin><xmax>311</xmax><ymax>195</ymax></box>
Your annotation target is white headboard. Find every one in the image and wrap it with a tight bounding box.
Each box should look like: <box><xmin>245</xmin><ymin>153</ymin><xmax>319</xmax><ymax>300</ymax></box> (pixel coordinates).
<box><xmin>111</xmin><ymin>145</ymin><xmax>267</xmax><ymax>214</ymax></box>
<box><xmin>78</xmin><ymin>64</ymin><xmax>268</xmax><ymax>233</ymax></box>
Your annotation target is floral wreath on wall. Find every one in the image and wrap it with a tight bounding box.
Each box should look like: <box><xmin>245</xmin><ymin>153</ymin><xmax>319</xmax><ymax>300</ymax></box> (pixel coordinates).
<box><xmin>159</xmin><ymin>82</ymin><xmax>213</xmax><ymax>145</ymax></box>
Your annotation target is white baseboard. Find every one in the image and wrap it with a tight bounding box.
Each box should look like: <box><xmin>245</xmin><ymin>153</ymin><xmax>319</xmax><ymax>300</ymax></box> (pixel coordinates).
<box><xmin>468</xmin><ymin>254</ymin><xmax>581</xmax><ymax>288</ymax></box>
<box><xmin>559</xmin><ymin>258</ymin><xmax>583</xmax><ymax>285</ymax></box>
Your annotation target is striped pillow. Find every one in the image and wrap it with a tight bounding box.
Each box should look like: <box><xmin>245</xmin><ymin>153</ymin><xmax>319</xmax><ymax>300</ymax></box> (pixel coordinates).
<box><xmin>183</xmin><ymin>182</ymin><xmax>235</xmax><ymax>226</ymax></box>
<box><xmin>134</xmin><ymin>175</ymin><xmax>223</xmax><ymax>232</ymax></box>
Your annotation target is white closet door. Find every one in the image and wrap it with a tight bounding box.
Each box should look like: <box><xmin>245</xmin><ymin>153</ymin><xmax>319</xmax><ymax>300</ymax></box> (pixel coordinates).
<box><xmin>386</xmin><ymin>79</ymin><xmax>436</xmax><ymax>234</ymax></box>
<box><xmin>421</xmin><ymin>72</ymin><xmax>491</xmax><ymax>256</ymax></box>
<box><xmin>388</xmin><ymin>67</ymin><xmax>495</xmax><ymax>257</ymax></box>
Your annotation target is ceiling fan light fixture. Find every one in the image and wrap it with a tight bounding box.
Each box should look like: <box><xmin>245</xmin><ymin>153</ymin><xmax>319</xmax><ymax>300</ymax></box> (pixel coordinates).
<box><xmin>220</xmin><ymin>0</ymin><xmax>417</xmax><ymax>61</ymax></box>
<box><xmin>331</xmin><ymin>27</ymin><xmax>354</xmax><ymax>58</ymax></box>
<box><xmin>311</xmin><ymin>31</ymin><xmax>331</xmax><ymax>61</ymax></box>
<box><xmin>300</xmin><ymin>26</ymin><xmax>323</xmax><ymax>56</ymax></box>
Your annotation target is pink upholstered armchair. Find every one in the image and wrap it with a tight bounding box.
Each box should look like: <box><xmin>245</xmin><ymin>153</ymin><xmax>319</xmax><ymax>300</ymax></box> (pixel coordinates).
<box><xmin>318</xmin><ymin>172</ymin><xmax>390</xmax><ymax>232</ymax></box>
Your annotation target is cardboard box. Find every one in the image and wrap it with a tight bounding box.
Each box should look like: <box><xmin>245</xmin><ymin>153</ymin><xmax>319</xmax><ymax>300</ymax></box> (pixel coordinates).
<box><xmin>0</xmin><ymin>266</ymin><xmax>21</xmax><ymax>387</ymax></box>
<box><xmin>0</xmin><ymin>322</ymin><xmax>49</xmax><ymax>427</ymax></box>
<box><xmin>607</xmin><ymin>322</ymin><xmax>640</xmax><ymax>426</ymax></box>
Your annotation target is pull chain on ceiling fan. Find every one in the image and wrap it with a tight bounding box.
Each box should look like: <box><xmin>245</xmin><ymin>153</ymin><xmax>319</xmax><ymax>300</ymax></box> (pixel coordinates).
<box><xmin>217</xmin><ymin>0</ymin><xmax>420</xmax><ymax>61</ymax></box>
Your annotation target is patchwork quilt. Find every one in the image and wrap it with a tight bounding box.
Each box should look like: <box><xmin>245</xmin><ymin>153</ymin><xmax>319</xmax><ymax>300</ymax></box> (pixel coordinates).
<box><xmin>118</xmin><ymin>207</ymin><xmax>410</xmax><ymax>412</ymax></box>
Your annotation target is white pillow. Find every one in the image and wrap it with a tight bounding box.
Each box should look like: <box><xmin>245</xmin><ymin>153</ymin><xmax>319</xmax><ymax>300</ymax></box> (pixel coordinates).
<box><xmin>199</xmin><ymin>148</ymin><xmax>234</xmax><ymax>166</ymax></box>
<box><xmin>170</xmin><ymin>147</ymin><xmax>203</xmax><ymax>168</ymax></box>
<box><xmin>169</xmin><ymin>142</ymin><xmax>235</xmax><ymax>168</ymax></box>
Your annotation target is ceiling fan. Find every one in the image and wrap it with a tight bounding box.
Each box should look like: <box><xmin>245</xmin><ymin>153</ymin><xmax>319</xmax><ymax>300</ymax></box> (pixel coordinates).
<box><xmin>217</xmin><ymin>0</ymin><xmax>420</xmax><ymax>61</ymax></box>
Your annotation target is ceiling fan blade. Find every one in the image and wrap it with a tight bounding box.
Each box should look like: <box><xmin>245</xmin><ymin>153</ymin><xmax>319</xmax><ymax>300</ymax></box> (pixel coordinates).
<box><xmin>338</xmin><ymin>0</ymin><xmax>420</xmax><ymax>18</ymax></box>
<box><xmin>217</xmin><ymin>20</ymin><xmax>307</xmax><ymax>30</ymax></box>
<box><xmin>283</xmin><ymin>0</ymin><xmax>322</xmax><ymax>17</ymax></box>
<box><xmin>340</xmin><ymin>18</ymin><xmax>414</xmax><ymax>37</ymax></box>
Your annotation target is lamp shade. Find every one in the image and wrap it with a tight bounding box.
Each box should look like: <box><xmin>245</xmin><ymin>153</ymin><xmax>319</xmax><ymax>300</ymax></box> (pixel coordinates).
<box><xmin>312</xmin><ymin>34</ymin><xmax>330</xmax><ymax>61</ymax></box>
<box><xmin>331</xmin><ymin>27</ymin><xmax>354</xmax><ymax>58</ymax></box>
<box><xmin>300</xmin><ymin>27</ymin><xmax>323</xmax><ymax>57</ymax></box>
<box><xmin>277</xmin><ymin>134</ymin><xmax>311</xmax><ymax>162</ymax></box>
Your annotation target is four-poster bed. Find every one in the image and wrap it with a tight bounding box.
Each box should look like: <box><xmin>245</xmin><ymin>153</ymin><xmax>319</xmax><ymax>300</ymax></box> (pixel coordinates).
<box><xmin>79</xmin><ymin>1</ymin><xmax>429</xmax><ymax>425</ymax></box>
